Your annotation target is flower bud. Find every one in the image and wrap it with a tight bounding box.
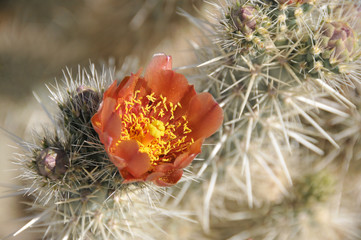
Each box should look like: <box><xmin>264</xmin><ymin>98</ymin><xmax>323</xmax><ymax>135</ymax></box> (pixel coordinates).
<box><xmin>232</xmin><ymin>5</ymin><xmax>258</xmax><ymax>35</ymax></box>
<box><xmin>73</xmin><ymin>86</ymin><xmax>101</xmax><ymax>116</ymax></box>
<box><xmin>320</xmin><ymin>21</ymin><xmax>359</xmax><ymax>64</ymax></box>
<box><xmin>331</xmin><ymin>3</ymin><xmax>361</xmax><ymax>34</ymax></box>
<box><xmin>36</xmin><ymin>148</ymin><xmax>68</xmax><ymax>180</ymax></box>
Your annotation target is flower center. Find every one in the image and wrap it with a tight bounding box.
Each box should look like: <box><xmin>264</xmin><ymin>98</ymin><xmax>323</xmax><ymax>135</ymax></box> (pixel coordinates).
<box><xmin>148</xmin><ymin>120</ymin><xmax>165</xmax><ymax>138</ymax></box>
<box><xmin>112</xmin><ymin>91</ymin><xmax>194</xmax><ymax>166</ymax></box>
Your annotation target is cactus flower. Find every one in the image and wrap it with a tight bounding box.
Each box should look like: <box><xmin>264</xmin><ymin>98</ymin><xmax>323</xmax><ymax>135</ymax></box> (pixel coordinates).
<box><xmin>91</xmin><ymin>54</ymin><xmax>223</xmax><ymax>186</ymax></box>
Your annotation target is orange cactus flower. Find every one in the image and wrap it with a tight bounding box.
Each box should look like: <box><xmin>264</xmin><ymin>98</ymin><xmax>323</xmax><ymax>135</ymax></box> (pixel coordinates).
<box><xmin>91</xmin><ymin>54</ymin><xmax>223</xmax><ymax>186</ymax></box>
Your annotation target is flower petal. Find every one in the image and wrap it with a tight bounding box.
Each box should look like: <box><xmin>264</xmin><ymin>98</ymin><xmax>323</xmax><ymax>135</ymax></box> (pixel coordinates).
<box><xmin>148</xmin><ymin>163</ymin><xmax>183</xmax><ymax>186</ymax></box>
<box><xmin>155</xmin><ymin>169</ymin><xmax>183</xmax><ymax>186</ymax></box>
<box><xmin>174</xmin><ymin>138</ymin><xmax>203</xmax><ymax>168</ymax></box>
<box><xmin>103</xmin><ymin>80</ymin><xmax>119</xmax><ymax>100</ymax></box>
<box><xmin>103</xmin><ymin>113</ymin><xmax>122</xmax><ymax>146</ymax></box>
<box><xmin>110</xmin><ymin>140</ymin><xmax>151</xmax><ymax>178</ymax></box>
<box><xmin>115</xmin><ymin>71</ymin><xmax>142</xmax><ymax>100</ymax></box>
<box><xmin>91</xmin><ymin>98</ymin><xmax>118</xmax><ymax>144</ymax></box>
<box><xmin>149</xmin><ymin>70</ymin><xmax>194</xmax><ymax>104</ymax></box>
<box><xmin>146</xmin><ymin>172</ymin><xmax>165</xmax><ymax>182</ymax></box>
<box><xmin>173</xmin><ymin>153</ymin><xmax>197</xmax><ymax>169</ymax></box>
<box><xmin>145</xmin><ymin>53</ymin><xmax>193</xmax><ymax>104</ymax></box>
<box><xmin>91</xmin><ymin>80</ymin><xmax>118</xmax><ymax>133</ymax></box>
<box><xmin>173</xmin><ymin>85</ymin><xmax>197</xmax><ymax>119</ymax></box>
<box><xmin>187</xmin><ymin>92</ymin><xmax>223</xmax><ymax>140</ymax></box>
<box><xmin>120</xmin><ymin>170</ymin><xmax>147</xmax><ymax>184</ymax></box>
<box><xmin>145</xmin><ymin>53</ymin><xmax>172</xmax><ymax>80</ymax></box>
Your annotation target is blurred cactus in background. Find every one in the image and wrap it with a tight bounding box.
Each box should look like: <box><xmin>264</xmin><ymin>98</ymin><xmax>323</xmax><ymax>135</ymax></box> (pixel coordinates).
<box><xmin>163</xmin><ymin>0</ymin><xmax>361</xmax><ymax>239</ymax></box>
<box><xmin>4</xmin><ymin>0</ymin><xmax>361</xmax><ymax>239</ymax></box>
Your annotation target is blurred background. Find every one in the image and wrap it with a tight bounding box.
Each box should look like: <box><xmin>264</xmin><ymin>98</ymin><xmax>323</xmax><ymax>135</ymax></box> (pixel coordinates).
<box><xmin>0</xmin><ymin>0</ymin><xmax>201</xmax><ymax>238</ymax></box>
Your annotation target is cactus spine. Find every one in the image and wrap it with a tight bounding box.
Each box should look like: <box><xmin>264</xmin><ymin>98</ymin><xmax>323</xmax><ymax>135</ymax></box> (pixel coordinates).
<box><xmin>166</xmin><ymin>0</ymin><xmax>361</xmax><ymax>239</ymax></box>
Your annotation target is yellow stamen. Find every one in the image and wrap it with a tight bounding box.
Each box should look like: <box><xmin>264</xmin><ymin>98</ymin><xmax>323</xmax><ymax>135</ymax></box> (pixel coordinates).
<box><xmin>111</xmin><ymin>93</ymin><xmax>194</xmax><ymax>166</ymax></box>
<box><xmin>148</xmin><ymin>120</ymin><xmax>165</xmax><ymax>138</ymax></box>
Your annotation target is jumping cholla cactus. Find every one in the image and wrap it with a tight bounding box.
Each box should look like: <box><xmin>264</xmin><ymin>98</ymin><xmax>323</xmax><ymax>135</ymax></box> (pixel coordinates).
<box><xmin>164</xmin><ymin>0</ymin><xmax>361</xmax><ymax>239</ymax></box>
<box><xmin>13</xmin><ymin>61</ymin><xmax>171</xmax><ymax>239</ymax></box>
<box><xmin>11</xmin><ymin>53</ymin><xmax>223</xmax><ymax>239</ymax></box>
<box><xmin>6</xmin><ymin>0</ymin><xmax>361</xmax><ymax>239</ymax></box>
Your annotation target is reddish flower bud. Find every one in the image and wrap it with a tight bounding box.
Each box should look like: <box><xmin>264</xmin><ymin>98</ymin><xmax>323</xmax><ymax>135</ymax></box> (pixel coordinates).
<box><xmin>320</xmin><ymin>21</ymin><xmax>359</xmax><ymax>64</ymax></box>
<box><xmin>36</xmin><ymin>148</ymin><xmax>68</xmax><ymax>180</ymax></box>
<box><xmin>232</xmin><ymin>5</ymin><xmax>258</xmax><ymax>35</ymax></box>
